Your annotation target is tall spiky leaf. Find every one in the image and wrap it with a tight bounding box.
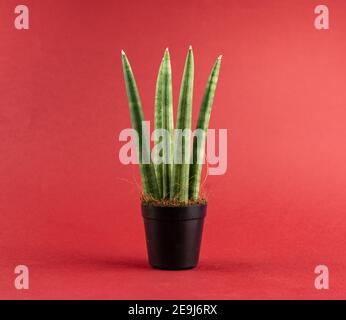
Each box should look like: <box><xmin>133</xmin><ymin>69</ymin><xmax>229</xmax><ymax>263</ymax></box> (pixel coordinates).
<box><xmin>121</xmin><ymin>51</ymin><xmax>159</xmax><ymax>198</ymax></box>
<box><xmin>189</xmin><ymin>56</ymin><xmax>222</xmax><ymax>200</ymax></box>
<box><xmin>154</xmin><ymin>60</ymin><xmax>164</xmax><ymax>198</ymax></box>
<box><xmin>172</xmin><ymin>47</ymin><xmax>194</xmax><ymax>202</ymax></box>
<box><xmin>153</xmin><ymin>49</ymin><xmax>174</xmax><ymax>199</ymax></box>
<box><xmin>161</xmin><ymin>49</ymin><xmax>174</xmax><ymax>198</ymax></box>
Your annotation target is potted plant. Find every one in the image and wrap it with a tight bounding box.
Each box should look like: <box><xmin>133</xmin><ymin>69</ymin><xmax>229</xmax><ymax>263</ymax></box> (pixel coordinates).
<box><xmin>121</xmin><ymin>47</ymin><xmax>221</xmax><ymax>269</ymax></box>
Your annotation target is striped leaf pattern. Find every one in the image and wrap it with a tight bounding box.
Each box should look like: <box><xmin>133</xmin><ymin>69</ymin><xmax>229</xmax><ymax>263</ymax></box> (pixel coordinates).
<box><xmin>121</xmin><ymin>48</ymin><xmax>221</xmax><ymax>203</ymax></box>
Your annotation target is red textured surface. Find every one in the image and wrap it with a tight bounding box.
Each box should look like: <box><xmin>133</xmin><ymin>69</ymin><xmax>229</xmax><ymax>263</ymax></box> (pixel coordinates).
<box><xmin>1</xmin><ymin>0</ymin><xmax>346</xmax><ymax>299</ymax></box>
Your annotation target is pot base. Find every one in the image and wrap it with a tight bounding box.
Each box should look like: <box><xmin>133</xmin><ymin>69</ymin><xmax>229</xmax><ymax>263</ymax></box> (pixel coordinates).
<box><xmin>151</xmin><ymin>265</ymin><xmax>196</xmax><ymax>271</ymax></box>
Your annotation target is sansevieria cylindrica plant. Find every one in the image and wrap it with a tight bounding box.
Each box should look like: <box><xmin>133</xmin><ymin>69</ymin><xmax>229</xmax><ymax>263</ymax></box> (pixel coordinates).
<box><xmin>121</xmin><ymin>47</ymin><xmax>221</xmax><ymax>204</ymax></box>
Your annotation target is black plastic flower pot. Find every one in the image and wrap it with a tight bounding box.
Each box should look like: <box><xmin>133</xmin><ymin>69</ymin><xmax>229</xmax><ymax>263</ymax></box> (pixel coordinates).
<box><xmin>141</xmin><ymin>203</ymin><xmax>207</xmax><ymax>270</ymax></box>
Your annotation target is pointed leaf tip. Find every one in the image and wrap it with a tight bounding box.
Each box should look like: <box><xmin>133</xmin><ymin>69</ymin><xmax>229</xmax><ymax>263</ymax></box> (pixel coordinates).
<box><xmin>121</xmin><ymin>50</ymin><xmax>125</xmax><ymax>55</ymax></box>
<box><xmin>164</xmin><ymin>48</ymin><xmax>170</xmax><ymax>58</ymax></box>
<box><xmin>189</xmin><ymin>45</ymin><xmax>192</xmax><ymax>50</ymax></box>
<box><xmin>218</xmin><ymin>55</ymin><xmax>223</xmax><ymax>60</ymax></box>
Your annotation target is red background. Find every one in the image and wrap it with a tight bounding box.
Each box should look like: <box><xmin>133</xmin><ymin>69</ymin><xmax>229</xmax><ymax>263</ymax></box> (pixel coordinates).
<box><xmin>1</xmin><ymin>0</ymin><xmax>346</xmax><ymax>299</ymax></box>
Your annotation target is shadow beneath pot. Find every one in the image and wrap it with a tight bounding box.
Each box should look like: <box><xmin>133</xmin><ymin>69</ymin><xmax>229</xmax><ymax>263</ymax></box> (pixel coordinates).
<box><xmin>62</xmin><ymin>256</ymin><xmax>257</xmax><ymax>273</ymax></box>
<box><xmin>23</xmin><ymin>246</ymin><xmax>259</xmax><ymax>273</ymax></box>
<box><xmin>196</xmin><ymin>260</ymin><xmax>258</xmax><ymax>273</ymax></box>
<box><xmin>28</xmin><ymin>249</ymin><xmax>151</xmax><ymax>272</ymax></box>
<box><xmin>66</xmin><ymin>256</ymin><xmax>151</xmax><ymax>271</ymax></box>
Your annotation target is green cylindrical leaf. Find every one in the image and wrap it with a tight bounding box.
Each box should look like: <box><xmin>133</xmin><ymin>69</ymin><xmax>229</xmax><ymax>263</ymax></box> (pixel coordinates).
<box><xmin>162</xmin><ymin>49</ymin><xmax>174</xmax><ymax>199</ymax></box>
<box><xmin>172</xmin><ymin>47</ymin><xmax>194</xmax><ymax>202</ymax></box>
<box><xmin>121</xmin><ymin>51</ymin><xmax>159</xmax><ymax>199</ymax></box>
<box><xmin>189</xmin><ymin>56</ymin><xmax>222</xmax><ymax>200</ymax></box>
<box><xmin>153</xmin><ymin>49</ymin><xmax>174</xmax><ymax>200</ymax></box>
<box><xmin>154</xmin><ymin>60</ymin><xmax>164</xmax><ymax>198</ymax></box>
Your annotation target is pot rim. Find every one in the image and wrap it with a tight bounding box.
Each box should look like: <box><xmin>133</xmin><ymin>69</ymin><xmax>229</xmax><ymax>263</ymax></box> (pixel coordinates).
<box><xmin>141</xmin><ymin>203</ymin><xmax>207</xmax><ymax>221</ymax></box>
